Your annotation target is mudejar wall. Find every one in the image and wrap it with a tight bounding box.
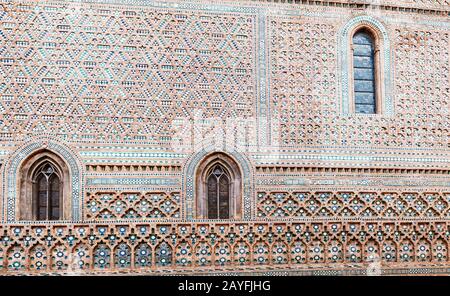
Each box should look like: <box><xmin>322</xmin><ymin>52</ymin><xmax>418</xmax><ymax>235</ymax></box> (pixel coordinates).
<box><xmin>0</xmin><ymin>0</ymin><xmax>448</xmax><ymax>275</ymax></box>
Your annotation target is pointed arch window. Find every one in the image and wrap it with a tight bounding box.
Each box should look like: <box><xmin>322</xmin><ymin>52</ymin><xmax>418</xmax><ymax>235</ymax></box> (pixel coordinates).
<box><xmin>195</xmin><ymin>153</ymin><xmax>242</xmax><ymax>220</ymax></box>
<box><xmin>206</xmin><ymin>164</ymin><xmax>230</xmax><ymax>219</ymax></box>
<box><xmin>33</xmin><ymin>163</ymin><xmax>61</xmax><ymax>220</ymax></box>
<box><xmin>18</xmin><ymin>150</ymin><xmax>71</xmax><ymax>221</ymax></box>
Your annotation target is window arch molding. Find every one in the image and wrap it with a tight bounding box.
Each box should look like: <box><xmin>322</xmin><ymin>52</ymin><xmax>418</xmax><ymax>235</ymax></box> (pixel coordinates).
<box><xmin>195</xmin><ymin>152</ymin><xmax>243</xmax><ymax>219</ymax></box>
<box><xmin>339</xmin><ymin>15</ymin><xmax>393</xmax><ymax>115</ymax></box>
<box><xmin>18</xmin><ymin>150</ymin><xmax>71</xmax><ymax>221</ymax></box>
<box><xmin>4</xmin><ymin>139</ymin><xmax>83</xmax><ymax>222</ymax></box>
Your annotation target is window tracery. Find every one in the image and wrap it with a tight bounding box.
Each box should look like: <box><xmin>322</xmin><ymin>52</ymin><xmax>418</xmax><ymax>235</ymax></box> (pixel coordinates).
<box><xmin>33</xmin><ymin>163</ymin><xmax>61</xmax><ymax>220</ymax></box>
<box><xmin>18</xmin><ymin>150</ymin><xmax>71</xmax><ymax>221</ymax></box>
<box><xmin>195</xmin><ymin>153</ymin><xmax>242</xmax><ymax>219</ymax></box>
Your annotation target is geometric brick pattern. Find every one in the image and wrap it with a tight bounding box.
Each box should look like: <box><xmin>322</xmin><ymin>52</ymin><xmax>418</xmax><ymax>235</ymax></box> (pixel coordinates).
<box><xmin>270</xmin><ymin>18</ymin><xmax>339</xmax><ymax>146</ymax></box>
<box><xmin>0</xmin><ymin>221</ymin><xmax>448</xmax><ymax>274</ymax></box>
<box><xmin>257</xmin><ymin>191</ymin><xmax>450</xmax><ymax>219</ymax></box>
<box><xmin>0</xmin><ymin>2</ymin><xmax>255</xmax><ymax>144</ymax></box>
<box><xmin>86</xmin><ymin>192</ymin><xmax>181</xmax><ymax>220</ymax></box>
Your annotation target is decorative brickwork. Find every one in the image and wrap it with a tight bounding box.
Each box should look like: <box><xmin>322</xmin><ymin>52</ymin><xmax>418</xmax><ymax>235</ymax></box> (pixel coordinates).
<box><xmin>0</xmin><ymin>221</ymin><xmax>448</xmax><ymax>274</ymax></box>
<box><xmin>0</xmin><ymin>0</ymin><xmax>448</xmax><ymax>275</ymax></box>
<box><xmin>269</xmin><ymin>16</ymin><xmax>339</xmax><ymax>145</ymax></box>
<box><xmin>0</xmin><ymin>1</ymin><xmax>256</xmax><ymax>145</ymax></box>
<box><xmin>85</xmin><ymin>191</ymin><xmax>181</xmax><ymax>220</ymax></box>
<box><xmin>257</xmin><ymin>191</ymin><xmax>450</xmax><ymax>219</ymax></box>
<box><xmin>394</xmin><ymin>27</ymin><xmax>449</xmax><ymax>118</ymax></box>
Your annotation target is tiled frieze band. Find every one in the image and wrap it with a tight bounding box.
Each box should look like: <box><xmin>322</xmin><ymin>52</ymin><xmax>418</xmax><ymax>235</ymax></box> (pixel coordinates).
<box><xmin>86</xmin><ymin>178</ymin><xmax>179</xmax><ymax>186</ymax></box>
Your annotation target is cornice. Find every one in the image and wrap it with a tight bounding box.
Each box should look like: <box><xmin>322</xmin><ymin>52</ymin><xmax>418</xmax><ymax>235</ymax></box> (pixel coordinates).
<box><xmin>2</xmin><ymin>0</ymin><xmax>449</xmax><ymax>16</ymax></box>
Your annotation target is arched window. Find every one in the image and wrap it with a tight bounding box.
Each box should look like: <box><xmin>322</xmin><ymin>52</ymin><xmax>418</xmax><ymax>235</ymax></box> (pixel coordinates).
<box><xmin>195</xmin><ymin>152</ymin><xmax>242</xmax><ymax>219</ymax></box>
<box><xmin>340</xmin><ymin>16</ymin><xmax>392</xmax><ymax>115</ymax></box>
<box><xmin>352</xmin><ymin>29</ymin><xmax>377</xmax><ymax>114</ymax></box>
<box><xmin>352</xmin><ymin>28</ymin><xmax>378</xmax><ymax>114</ymax></box>
<box><xmin>18</xmin><ymin>150</ymin><xmax>71</xmax><ymax>221</ymax></box>
<box><xmin>206</xmin><ymin>164</ymin><xmax>230</xmax><ymax>219</ymax></box>
<box><xmin>33</xmin><ymin>162</ymin><xmax>61</xmax><ymax>220</ymax></box>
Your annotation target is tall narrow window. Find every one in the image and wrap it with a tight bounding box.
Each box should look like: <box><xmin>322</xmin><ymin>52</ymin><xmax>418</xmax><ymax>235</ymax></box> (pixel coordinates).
<box><xmin>34</xmin><ymin>163</ymin><xmax>61</xmax><ymax>220</ymax></box>
<box><xmin>207</xmin><ymin>164</ymin><xmax>230</xmax><ymax>219</ymax></box>
<box><xmin>353</xmin><ymin>29</ymin><xmax>377</xmax><ymax>114</ymax></box>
